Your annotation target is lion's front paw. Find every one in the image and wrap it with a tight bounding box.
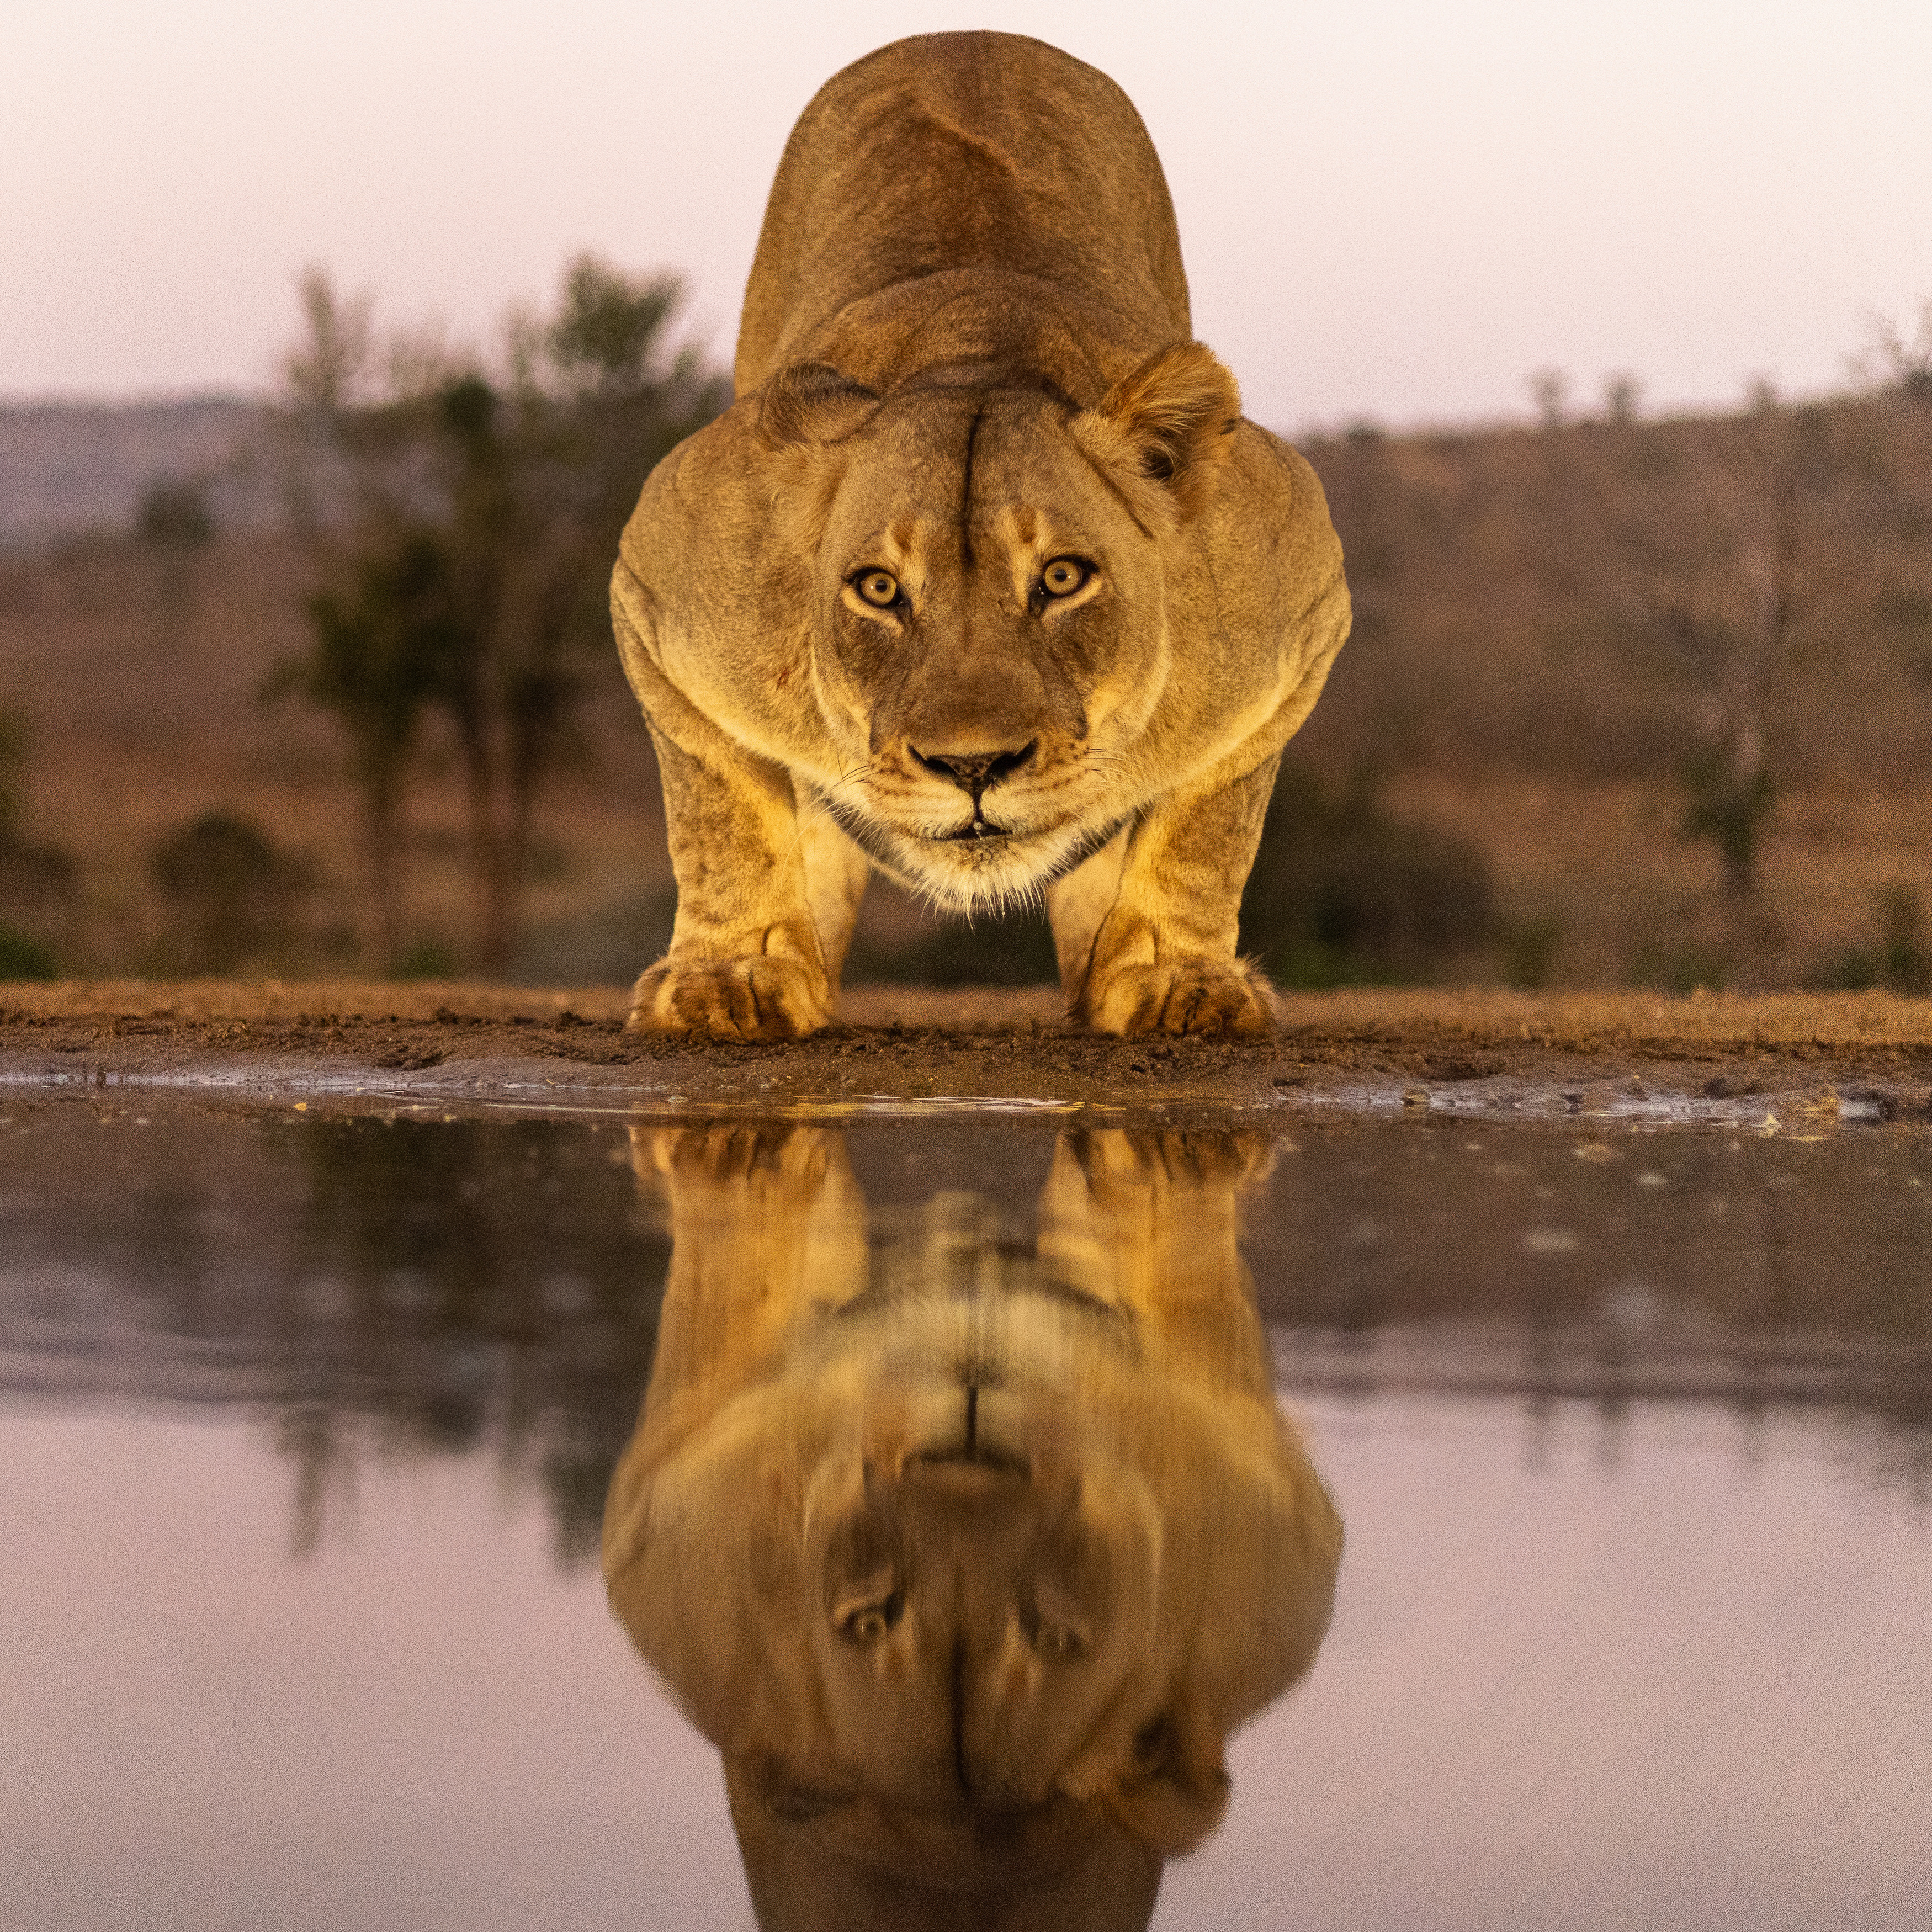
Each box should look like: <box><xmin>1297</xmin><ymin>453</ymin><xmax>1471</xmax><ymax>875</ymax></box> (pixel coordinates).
<box><xmin>1080</xmin><ymin>958</ymin><xmax>1276</xmax><ymax>1038</ymax></box>
<box><xmin>627</xmin><ymin>954</ymin><xmax>831</xmax><ymax>1042</ymax></box>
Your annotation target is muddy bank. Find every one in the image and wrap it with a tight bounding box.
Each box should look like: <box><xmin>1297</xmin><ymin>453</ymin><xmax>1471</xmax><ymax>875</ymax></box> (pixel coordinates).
<box><xmin>2</xmin><ymin>980</ymin><xmax>1930</xmax><ymax>1123</ymax></box>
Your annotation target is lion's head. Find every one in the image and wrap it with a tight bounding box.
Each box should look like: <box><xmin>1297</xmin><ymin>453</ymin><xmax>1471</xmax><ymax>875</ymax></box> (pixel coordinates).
<box><xmin>603</xmin><ymin>1128</ymin><xmax>1341</xmax><ymax>1930</ymax></box>
<box><xmin>750</xmin><ymin>342</ymin><xmax>1241</xmax><ymax>914</ymax></box>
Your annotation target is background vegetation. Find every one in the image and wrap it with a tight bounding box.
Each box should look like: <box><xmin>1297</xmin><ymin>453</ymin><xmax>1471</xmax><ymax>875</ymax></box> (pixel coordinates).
<box><xmin>1</xmin><ymin>295</ymin><xmax>1928</xmax><ymax>990</ymax></box>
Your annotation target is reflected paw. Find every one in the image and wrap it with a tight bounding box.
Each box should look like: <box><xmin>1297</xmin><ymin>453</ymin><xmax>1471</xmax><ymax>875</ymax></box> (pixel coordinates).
<box><xmin>627</xmin><ymin>953</ymin><xmax>830</xmax><ymax>1042</ymax></box>
<box><xmin>1088</xmin><ymin>1127</ymin><xmax>1275</xmax><ymax>1189</ymax></box>
<box><xmin>1081</xmin><ymin>958</ymin><xmax>1276</xmax><ymax>1038</ymax></box>
<box><xmin>636</xmin><ymin>1121</ymin><xmax>834</xmax><ymax>1191</ymax></box>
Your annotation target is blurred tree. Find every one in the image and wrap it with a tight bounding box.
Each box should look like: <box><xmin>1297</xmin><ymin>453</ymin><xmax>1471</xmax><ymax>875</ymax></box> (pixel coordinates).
<box><xmin>274</xmin><ymin>530</ymin><xmax>454</xmax><ymax>967</ymax></box>
<box><xmin>1602</xmin><ymin>373</ymin><xmax>1641</xmax><ymax>425</ymax></box>
<box><xmin>1240</xmin><ymin>762</ymin><xmax>1495</xmax><ymax>985</ymax></box>
<box><xmin>0</xmin><ymin>707</ymin><xmax>79</xmax><ymax>979</ymax></box>
<box><xmin>1530</xmin><ymin>368</ymin><xmax>1569</xmax><ymax>431</ymax></box>
<box><xmin>1862</xmin><ymin>301</ymin><xmax>1932</xmax><ymax>401</ymax></box>
<box><xmin>136</xmin><ymin>473</ymin><xmax>217</xmax><ymax>646</ymax></box>
<box><xmin>0</xmin><ymin>922</ymin><xmax>58</xmax><ymax>981</ymax></box>
<box><xmin>147</xmin><ymin>809</ymin><xmax>315</xmax><ymax>975</ymax></box>
<box><xmin>1854</xmin><ymin>308</ymin><xmax>1932</xmax><ymax>739</ymax></box>
<box><xmin>1822</xmin><ymin>885</ymin><xmax>1932</xmax><ymax>994</ymax></box>
<box><xmin>136</xmin><ymin>476</ymin><xmax>215</xmax><ymax>550</ymax></box>
<box><xmin>273</xmin><ymin>257</ymin><xmax>729</xmax><ymax>975</ymax></box>
<box><xmin>1562</xmin><ymin>387</ymin><xmax>1813</xmax><ymax>898</ymax></box>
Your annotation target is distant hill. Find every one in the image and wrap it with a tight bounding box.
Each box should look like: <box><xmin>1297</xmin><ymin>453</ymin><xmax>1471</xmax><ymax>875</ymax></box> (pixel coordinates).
<box><xmin>0</xmin><ymin>396</ymin><xmax>275</xmax><ymax>549</ymax></box>
<box><xmin>3</xmin><ymin>384</ymin><xmax>1930</xmax><ymax>992</ymax></box>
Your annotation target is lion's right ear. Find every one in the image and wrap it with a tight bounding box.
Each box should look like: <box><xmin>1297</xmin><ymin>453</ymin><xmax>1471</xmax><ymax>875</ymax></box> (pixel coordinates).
<box><xmin>758</xmin><ymin>362</ymin><xmax>882</xmax><ymax>448</ymax></box>
<box><xmin>1072</xmin><ymin>342</ymin><xmax>1240</xmax><ymax>526</ymax></box>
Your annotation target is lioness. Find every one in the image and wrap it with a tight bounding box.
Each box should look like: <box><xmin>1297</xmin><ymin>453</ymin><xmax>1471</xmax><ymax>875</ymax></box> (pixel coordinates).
<box><xmin>612</xmin><ymin>31</ymin><xmax>1350</xmax><ymax>1040</ymax></box>
<box><xmin>602</xmin><ymin>1124</ymin><xmax>1342</xmax><ymax>1931</ymax></box>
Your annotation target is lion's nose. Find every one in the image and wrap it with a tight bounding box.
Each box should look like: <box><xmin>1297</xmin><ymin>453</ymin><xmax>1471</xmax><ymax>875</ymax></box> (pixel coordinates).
<box><xmin>910</xmin><ymin>741</ymin><xmax>1036</xmax><ymax>797</ymax></box>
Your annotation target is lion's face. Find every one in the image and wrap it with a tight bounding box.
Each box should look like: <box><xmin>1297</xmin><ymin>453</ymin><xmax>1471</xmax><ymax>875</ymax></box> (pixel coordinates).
<box><xmin>760</xmin><ymin>348</ymin><xmax>1240</xmax><ymax>912</ymax></box>
<box><xmin>609</xmin><ymin>1281</ymin><xmax>1322</xmax><ymax>1862</ymax></box>
<box><xmin>790</xmin><ymin>1298</ymin><xmax>1165</xmax><ymax>1814</ymax></box>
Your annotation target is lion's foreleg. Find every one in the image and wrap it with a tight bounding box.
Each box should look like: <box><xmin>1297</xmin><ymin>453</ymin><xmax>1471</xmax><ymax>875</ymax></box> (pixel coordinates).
<box><xmin>630</xmin><ymin>1123</ymin><xmax>869</xmax><ymax>1431</ymax></box>
<box><xmin>1044</xmin><ymin>827</ymin><xmax>1130</xmax><ymax>1011</ymax></box>
<box><xmin>1040</xmin><ymin>1127</ymin><xmax>1277</xmax><ymax>1395</ymax></box>
<box><xmin>1056</xmin><ymin>754</ymin><xmax>1281</xmax><ymax>1038</ymax></box>
<box><xmin>631</xmin><ymin>724</ymin><xmax>835</xmax><ymax>1041</ymax></box>
<box><xmin>794</xmin><ymin>791</ymin><xmax>871</xmax><ymax>994</ymax></box>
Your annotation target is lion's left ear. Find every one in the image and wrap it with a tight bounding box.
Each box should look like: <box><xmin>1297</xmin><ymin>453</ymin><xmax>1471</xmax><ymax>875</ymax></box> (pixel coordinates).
<box><xmin>1073</xmin><ymin>342</ymin><xmax>1241</xmax><ymax>524</ymax></box>
<box><xmin>1098</xmin><ymin>1705</ymin><xmax>1231</xmax><ymax>1857</ymax></box>
<box><xmin>758</xmin><ymin>361</ymin><xmax>882</xmax><ymax>448</ymax></box>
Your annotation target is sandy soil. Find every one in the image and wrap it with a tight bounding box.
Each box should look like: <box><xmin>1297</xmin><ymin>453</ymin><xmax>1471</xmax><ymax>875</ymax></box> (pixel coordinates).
<box><xmin>4</xmin><ymin>980</ymin><xmax>1932</xmax><ymax>1121</ymax></box>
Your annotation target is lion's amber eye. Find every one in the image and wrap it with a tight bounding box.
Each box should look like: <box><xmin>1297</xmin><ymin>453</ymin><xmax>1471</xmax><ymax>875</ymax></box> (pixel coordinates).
<box><xmin>838</xmin><ymin>1593</ymin><xmax>903</xmax><ymax>1645</ymax></box>
<box><xmin>854</xmin><ymin>570</ymin><xmax>900</xmax><ymax>608</ymax></box>
<box><xmin>1039</xmin><ymin>557</ymin><xmax>1090</xmax><ymax>598</ymax></box>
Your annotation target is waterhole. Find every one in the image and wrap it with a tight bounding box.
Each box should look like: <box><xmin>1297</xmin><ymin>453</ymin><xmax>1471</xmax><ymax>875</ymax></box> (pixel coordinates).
<box><xmin>2</xmin><ymin>1095</ymin><xmax>1926</xmax><ymax>1931</ymax></box>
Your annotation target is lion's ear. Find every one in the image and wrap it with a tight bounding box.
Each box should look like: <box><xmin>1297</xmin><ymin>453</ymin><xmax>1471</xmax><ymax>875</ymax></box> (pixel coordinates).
<box><xmin>758</xmin><ymin>362</ymin><xmax>882</xmax><ymax>447</ymax></box>
<box><xmin>1100</xmin><ymin>1706</ymin><xmax>1231</xmax><ymax>1856</ymax></box>
<box><xmin>1076</xmin><ymin>342</ymin><xmax>1241</xmax><ymax>523</ymax></box>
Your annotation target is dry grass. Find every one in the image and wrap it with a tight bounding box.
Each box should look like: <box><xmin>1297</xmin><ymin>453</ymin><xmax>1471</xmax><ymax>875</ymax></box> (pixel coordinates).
<box><xmin>1381</xmin><ymin>770</ymin><xmax>1932</xmax><ymax>988</ymax></box>
<box><xmin>6</xmin><ymin>386</ymin><xmax>1932</xmax><ymax>989</ymax></box>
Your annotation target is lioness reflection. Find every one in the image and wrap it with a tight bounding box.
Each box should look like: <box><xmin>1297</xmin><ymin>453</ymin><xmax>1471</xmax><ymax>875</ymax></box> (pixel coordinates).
<box><xmin>603</xmin><ymin>1126</ymin><xmax>1341</xmax><ymax>1931</ymax></box>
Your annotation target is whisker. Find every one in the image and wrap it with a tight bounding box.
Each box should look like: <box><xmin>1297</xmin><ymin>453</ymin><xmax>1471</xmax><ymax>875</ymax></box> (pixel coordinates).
<box><xmin>774</xmin><ymin>761</ymin><xmax>884</xmax><ymax>871</ymax></box>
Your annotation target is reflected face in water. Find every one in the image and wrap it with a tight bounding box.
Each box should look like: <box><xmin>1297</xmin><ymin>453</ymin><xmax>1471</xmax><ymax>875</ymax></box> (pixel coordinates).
<box><xmin>602</xmin><ymin>1126</ymin><xmax>1341</xmax><ymax>1928</ymax></box>
<box><xmin>792</xmin><ymin>1292</ymin><xmax>1163</xmax><ymax>1821</ymax></box>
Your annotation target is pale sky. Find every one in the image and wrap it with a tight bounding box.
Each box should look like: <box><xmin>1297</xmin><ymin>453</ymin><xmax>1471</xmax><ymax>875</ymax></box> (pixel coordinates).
<box><xmin>4</xmin><ymin>0</ymin><xmax>1929</xmax><ymax>431</ymax></box>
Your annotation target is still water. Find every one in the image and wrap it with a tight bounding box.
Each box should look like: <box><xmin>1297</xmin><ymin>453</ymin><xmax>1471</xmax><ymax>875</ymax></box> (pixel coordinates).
<box><xmin>2</xmin><ymin>1095</ymin><xmax>1928</xmax><ymax>1931</ymax></box>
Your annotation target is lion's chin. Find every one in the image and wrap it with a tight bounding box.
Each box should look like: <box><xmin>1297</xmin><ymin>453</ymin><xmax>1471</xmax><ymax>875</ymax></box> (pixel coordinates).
<box><xmin>895</xmin><ymin>825</ymin><xmax>1117</xmax><ymax>914</ymax></box>
<box><xmin>829</xmin><ymin>801</ymin><xmax>1128</xmax><ymax>914</ymax></box>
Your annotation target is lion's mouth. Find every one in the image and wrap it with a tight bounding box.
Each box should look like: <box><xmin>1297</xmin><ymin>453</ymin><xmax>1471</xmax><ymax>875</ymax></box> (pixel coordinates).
<box><xmin>816</xmin><ymin>789</ymin><xmax>1132</xmax><ymax>907</ymax></box>
<box><xmin>932</xmin><ymin>818</ymin><xmax>1010</xmax><ymax>842</ymax></box>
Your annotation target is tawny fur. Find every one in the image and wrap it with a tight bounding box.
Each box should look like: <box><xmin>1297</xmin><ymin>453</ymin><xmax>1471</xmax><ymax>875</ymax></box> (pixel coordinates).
<box><xmin>602</xmin><ymin>1124</ymin><xmax>1343</xmax><ymax>1931</ymax></box>
<box><xmin>611</xmin><ymin>32</ymin><xmax>1350</xmax><ymax>1040</ymax></box>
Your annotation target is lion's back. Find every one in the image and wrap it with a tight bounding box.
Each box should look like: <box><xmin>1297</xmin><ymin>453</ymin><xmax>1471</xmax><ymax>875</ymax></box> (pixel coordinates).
<box><xmin>735</xmin><ymin>31</ymin><xmax>1191</xmax><ymax>392</ymax></box>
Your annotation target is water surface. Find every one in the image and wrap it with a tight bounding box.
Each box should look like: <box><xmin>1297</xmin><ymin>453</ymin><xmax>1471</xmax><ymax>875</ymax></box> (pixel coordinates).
<box><xmin>2</xmin><ymin>1096</ymin><xmax>1926</xmax><ymax>1929</ymax></box>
